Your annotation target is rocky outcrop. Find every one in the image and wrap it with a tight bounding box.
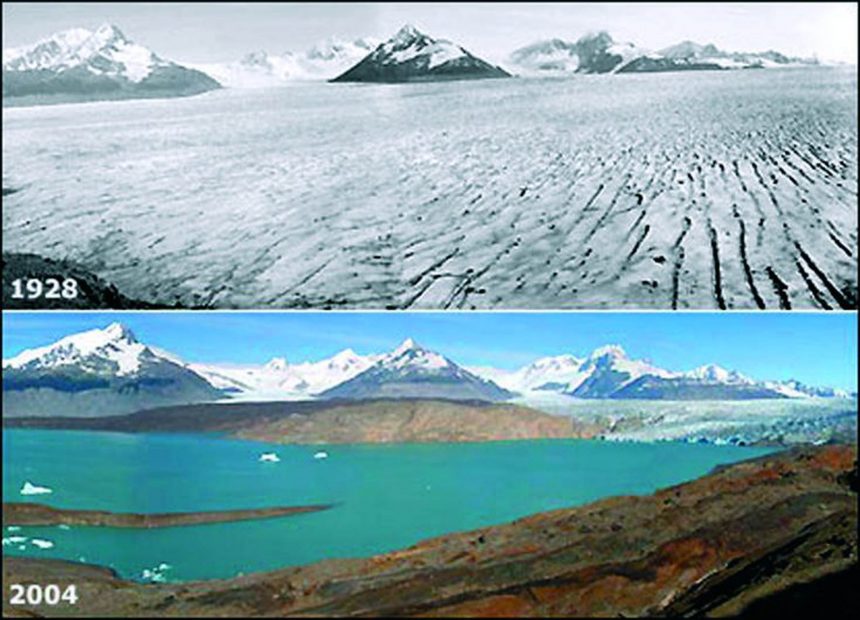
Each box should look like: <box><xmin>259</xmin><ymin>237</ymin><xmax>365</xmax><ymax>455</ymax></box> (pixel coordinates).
<box><xmin>617</xmin><ymin>56</ymin><xmax>725</xmax><ymax>73</ymax></box>
<box><xmin>2</xmin><ymin>252</ymin><xmax>172</xmax><ymax>309</ymax></box>
<box><xmin>2</xmin><ymin>445</ymin><xmax>855</xmax><ymax>617</ymax></box>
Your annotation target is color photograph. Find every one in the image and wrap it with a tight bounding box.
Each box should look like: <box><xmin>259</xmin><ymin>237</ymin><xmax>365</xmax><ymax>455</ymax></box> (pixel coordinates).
<box><xmin>3</xmin><ymin>311</ymin><xmax>857</xmax><ymax>615</ymax></box>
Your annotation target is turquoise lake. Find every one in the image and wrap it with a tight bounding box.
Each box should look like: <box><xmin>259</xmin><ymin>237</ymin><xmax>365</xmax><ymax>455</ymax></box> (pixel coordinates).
<box><xmin>2</xmin><ymin>430</ymin><xmax>774</xmax><ymax>582</ymax></box>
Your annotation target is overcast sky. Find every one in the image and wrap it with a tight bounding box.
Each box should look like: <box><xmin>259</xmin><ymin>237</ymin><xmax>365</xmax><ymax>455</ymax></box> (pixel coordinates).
<box><xmin>2</xmin><ymin>2</ymin><xmax>857</xmax><ymax>64</ymax></box>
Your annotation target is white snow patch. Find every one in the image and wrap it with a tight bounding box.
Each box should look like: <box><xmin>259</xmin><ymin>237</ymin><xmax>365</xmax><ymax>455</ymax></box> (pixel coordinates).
<box><xmin>109</xmin><ymin>42</ymin><xmax>156</xmax><ymax>82</ymax></box>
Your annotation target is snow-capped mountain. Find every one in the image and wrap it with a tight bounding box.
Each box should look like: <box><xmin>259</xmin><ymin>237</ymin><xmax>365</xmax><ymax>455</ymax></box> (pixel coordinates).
<box><xmin>4</xmin><ymin>325</ymin><xmax>850</xmax><ymax>419</ymax></box>
<box><xmin>189</xmin><ymin>348</ymin><xmax>381</xmax><ymax>398</ymax></box>
<box><xmin>472</xmin><ymin>354</ymin><xmax>588</xmax><ymax>394</ymax></box>
<box><xmin>188</xmin><ymin>37</ymin><xmax>381</xmax><ymax>87</ymax></box>
<box><xmin>507</xmin><ymin>32</ymin><xmax>645</xmax><ymax>75</ymax></box>
<box><xmin>4</xmin><ymin>322</ymin><xmax>149</xmax><ymax>375</ymax></box>
<box><xmin>656</xmin><ymin>40</ymin><xmax>817</xmax><ymax>69</ymax></box>
<box><xmin>331</xmin><ymin>24</ymin><xmax>510</xmax><ymax>83</ymax></box>
<box><xmin>2</xmin><ymin>323</ymin><xmax>221</xmax><ymax>418</ymax></box>
<box><xmin>319</xmin><ymin>338</ymin><xmax>514</xmax><ymax>401</ymax></box>
<box><xmin>469</xmin><ymin>346</ymin><xmax>849</xmax><ymax>402</ymax></box>
<box><xmin>2</xmin><ymin>23</ymin><xmax>219</xmax><ymax>103</ymax></box>
<box><xmin>508</xmin><ymin>32</ymin><xmax>819</xmax><ymax>76</ymax></box>
<box><xmin>563</xmin><ymin>345</ymin><xmax>675</xmax><ymax>398</ymax></box>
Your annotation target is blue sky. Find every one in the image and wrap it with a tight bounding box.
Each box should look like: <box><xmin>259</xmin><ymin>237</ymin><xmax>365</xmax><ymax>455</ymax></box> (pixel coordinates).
<box><xmin>3</xmin><ymin>3</ymin><xmax>856</xmax><ymax>64</ymax></box>
<box><xmin>2</xmin><ymin>312</ymin><xmax>856</xmax><ymax>390</ymax></box>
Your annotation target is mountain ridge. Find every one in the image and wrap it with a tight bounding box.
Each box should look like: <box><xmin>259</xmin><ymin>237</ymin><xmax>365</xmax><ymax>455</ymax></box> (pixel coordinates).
<box><xmin>2</xmin><ymin>322</ymin><xmax>222</xmax><ymax>417</ymax></box>
<box><xmin>330</xmin><ymin>24</ymin><xmax>511</xmax><ymax>83</ymax></box>
<box><xmin>2</xmin><ymin>23</ymin><xmax>220</xmax><ymax>103</ymax></box>
<box><xmin>319</xmin><ymin>338</ymin><xmax>515</xmax><ymax>402</ymax></box>
<box><xmin>3</xmin><ymin>324</ymin><xmax>853</xmax><ymax>417</ymax></box>
<box><xmin>507</xmin><ymin>31</ymin><xmax>821</xmax><ymax>75</ymax></box>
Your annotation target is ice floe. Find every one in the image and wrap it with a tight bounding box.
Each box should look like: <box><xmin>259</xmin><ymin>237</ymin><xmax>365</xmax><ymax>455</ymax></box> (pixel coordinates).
<box><xmin>20</xmin><ymin>481</ymin><xmax>53</xmax><ymax>495</ymax></box>
<box><xmin>259</xmin><ymin>452</ymin><xmax>280</xmax><ymax>463</ymax></box>
<box><xmin>31</xmin><ymin>538</ymin><xmax>54</xmax><ymax>549</ymax></box>
<box><xmin>313</xmin><ymin>451</ymin><xmax>329</xmax><ymax>460</ymax></box>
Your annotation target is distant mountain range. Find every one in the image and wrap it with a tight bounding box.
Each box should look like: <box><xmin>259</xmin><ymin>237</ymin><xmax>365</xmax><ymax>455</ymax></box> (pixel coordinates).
<box><xmin>185</xmin><ymin>37</ymin><xmax>381</xmax><ymax>87</ymax></box>
<box><xmin>3</xmin><ymin>23</ymin><xmax>829</xmax><ymax>104</ymax></box>
<box><xmin>508</xmin><ymin>32</ymin><xmax>645</xmax><ymax>75</ymax></box>
<box><xmin>506</xmin><ymin>32</ymin><xmax>820</xmax><ymax>75</ymax></box>
<box><xmin>189</xmin><ymin>349</ymin><xmax>381</xmax><ymax>397</ymax></box>
<box><xmin>2</xmin><ymin>324</ymin><xmax>852</xmax><ymax>418</ymax></box>
<box><xmin>472</xmin><ymin>345</ymin><xmax>853</xmax><ymax>400</ymax></box>
<box><xmin>2</xmin><ymin>24</ymin><xmax>220</xmax><ymax>103</ymax></box>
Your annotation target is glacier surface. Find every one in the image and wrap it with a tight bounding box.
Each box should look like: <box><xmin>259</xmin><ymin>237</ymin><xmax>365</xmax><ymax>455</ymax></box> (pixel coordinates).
<box><xmin>3</xmin><ymin>68</ymin><xmax>856</xmax><ymax>309</ymax></box>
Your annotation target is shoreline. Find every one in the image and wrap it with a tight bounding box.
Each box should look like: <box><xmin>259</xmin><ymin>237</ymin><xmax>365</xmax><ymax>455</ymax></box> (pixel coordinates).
<box><xmin>2</xmin><ymin>502</ymin><xmax>332</xmax><ymax>529</ymax></box>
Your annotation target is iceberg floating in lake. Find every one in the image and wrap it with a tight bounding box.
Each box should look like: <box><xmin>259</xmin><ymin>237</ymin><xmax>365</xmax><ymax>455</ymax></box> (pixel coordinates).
<box><xmin>20</xmin><ymin>481</ymin><xmax>53</xmax><ymax>495</ymax></box>
<box><xmin>31</xmin><ymin>538</ymin><xmax>54</xmax><ymax>549</ymax></box>
<box><xmin>259</xmin><ymin>452</ymin><xmax>280</xmax><ymax>463</ymax></box>
<box><xmin>313</xmin><ymin>451</ymin><xmax>328</xmax><ymax>460</ymax></box>
<box><xmin>142</xmin><ymin>562</ymin><xmax>172</xmax><ymax>583</ymax></box>
<box><xmin>3</xmin><ymin>536</ymin><xmax>28</xmax><ymax>546</ymax></box>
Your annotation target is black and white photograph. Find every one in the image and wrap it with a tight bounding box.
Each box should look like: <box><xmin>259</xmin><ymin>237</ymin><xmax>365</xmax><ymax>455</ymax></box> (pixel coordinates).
<box><xmin>2</xmin><ymin>2</ymin><xmax>857</xmax><ymax>309</ymax></box>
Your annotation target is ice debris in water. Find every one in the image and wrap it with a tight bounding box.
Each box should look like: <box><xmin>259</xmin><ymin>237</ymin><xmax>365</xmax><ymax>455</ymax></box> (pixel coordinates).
<box><xmin>314</xmin><ymin>451</ymin><xmax>329</xmax><ymax>460</ymax></box>
<box><xmin>142</xmin><ymin>563</ymin><xmax>172</xmax><ymax>583</ymax></box>
<box><xmin>31</xmin><ymin>538</ymin><xmax>54</xmax><ymax>549</ymax></box>
<box><xmin>20</xmin><ymin>481</ymin><xmax>53</xmax><ymax>495</ymax></box>
<box><xmin>259</xmin><ymin>452</ymin><xmax>280</xmax><ymax>463</ymax></box>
